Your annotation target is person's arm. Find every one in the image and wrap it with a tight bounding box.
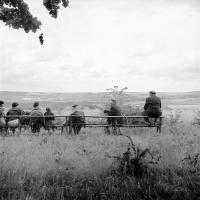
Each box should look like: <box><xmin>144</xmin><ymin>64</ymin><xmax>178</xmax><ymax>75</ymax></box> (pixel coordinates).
<box><xmin>51</xmin><ymin>113</ymin><xmax>55</xmax><ymax>121</ymax></box>
<box><xmin>17</xmin><ymin>109</ymin><xmax>22</xmax><ymax>117</ymax></box>
<box><xmin>109</xmin><ymin>106</ymin><xmax>115</xmax><ymax>116</ymax></box>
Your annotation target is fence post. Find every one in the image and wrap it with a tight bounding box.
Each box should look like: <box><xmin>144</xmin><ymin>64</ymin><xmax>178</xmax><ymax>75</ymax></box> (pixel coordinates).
<box><xmin>158</xmin><ymin>117</ymin><xmax>163</xmax><ymax>133</ymax></box>
<box><xmin>66</xmin><ymin>116</ymin><xmax>69</xmax><ymax>134</ymax></box>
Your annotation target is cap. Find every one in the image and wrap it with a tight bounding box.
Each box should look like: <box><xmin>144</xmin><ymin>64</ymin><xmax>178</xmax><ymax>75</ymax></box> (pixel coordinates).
<box><xmin>0</xmin><ymin>100</ymin><xmax>4</xmax><ymax>106</ymax></box>
<box><xmin>33</xmin><ymin>101</ymin><xmax>39</xmax><ymax>107</ymax></box>
<box><xmin>12</xmin><ymin>102</ymin><xmax>18</xmax><ymax>107</ymax></box>
<box><xmin>72</xmin><ymin>104</ymin><xmax>78</xmax><ymax>108</ymax></box>
<box><xmin>149</xmin><ymin>90</ymin><xmax>156</xmax><ymax>95</ymax></box>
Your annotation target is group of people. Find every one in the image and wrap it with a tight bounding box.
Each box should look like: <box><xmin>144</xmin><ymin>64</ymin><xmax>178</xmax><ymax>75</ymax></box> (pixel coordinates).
<box><xmin>0</xmin><ymin>90</ymin><xmax>162</xmax><ymax>135</ymax></box>
<box><xmin>0</xmin><ymin>100</ymin><xmax>86</xmax><ymax>135</ymax></box>
<box><xmin>0</xmin><ymin>101</ymin><xmax>56</xmax><ymax>134</ymax></box>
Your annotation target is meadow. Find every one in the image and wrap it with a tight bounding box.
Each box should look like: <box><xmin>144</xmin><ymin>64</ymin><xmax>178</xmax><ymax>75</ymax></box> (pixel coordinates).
<box><xmin>0</xmin><ymin>118</ymin><xmax>200</xmax><ymax>200</ymax></box>
<box><xmin>0</xmin><ymin>91</ymin><xmax>200</xmax><ymax>199</ymax></box>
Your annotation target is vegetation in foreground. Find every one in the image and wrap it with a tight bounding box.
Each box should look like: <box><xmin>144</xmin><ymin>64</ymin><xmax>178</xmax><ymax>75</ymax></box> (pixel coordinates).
<box><xmin>0</xmin><ymin>120</ymin><xmax>200</xmax><ymax>200</ymax></box>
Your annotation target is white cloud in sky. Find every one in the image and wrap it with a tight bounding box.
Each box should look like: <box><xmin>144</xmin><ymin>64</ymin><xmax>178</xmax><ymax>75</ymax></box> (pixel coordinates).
<box><xmin>0</xmin><ymin>0</ymin><xmax>200</xmax><ymax>92</ymax></box>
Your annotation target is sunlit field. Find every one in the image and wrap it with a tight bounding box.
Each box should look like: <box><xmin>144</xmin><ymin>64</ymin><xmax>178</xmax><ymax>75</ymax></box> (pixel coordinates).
<box><xmin>0</xmin><ymin>118</ymin><xmax>200</xmax><ymax>200</ymax></box>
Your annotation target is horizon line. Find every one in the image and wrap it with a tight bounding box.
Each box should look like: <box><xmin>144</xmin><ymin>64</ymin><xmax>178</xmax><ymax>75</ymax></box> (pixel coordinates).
<box><xmin>0</xmin><ymin>90</ymin><xmax>200</xmax><ymax>94</ymax></box>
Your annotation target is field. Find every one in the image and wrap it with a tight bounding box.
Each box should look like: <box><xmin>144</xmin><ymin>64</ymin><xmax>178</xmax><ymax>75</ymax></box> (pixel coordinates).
<box><xmin>0</xmin><ymin>91</ymin><xmax>200</xmax><ymax>200</ymax></box>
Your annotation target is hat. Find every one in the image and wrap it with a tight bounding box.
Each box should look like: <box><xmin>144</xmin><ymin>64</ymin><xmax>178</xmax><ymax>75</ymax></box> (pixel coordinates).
<box><xmin>72</xmin><ymin>104</ymin><xmax>78</xmax><ymax>108</ymax></box>
<box><xmin>12</xmin><ymin>102</ymin><xmax>18</xmax><ymax>107</ymax></box>
<box><xmin>0</xmin><ymin>100</ymin><xmax>4</xmax><ymax>106</ymax></box>
<box><xmin>33</xmin><ymin>101</ymin><xmax>39</xmax><ymax>107</ymax></box>
<box><xmin>149</xmin><ymin>90</ymin><xmax>156</xmax><ymax>94</ymax></box>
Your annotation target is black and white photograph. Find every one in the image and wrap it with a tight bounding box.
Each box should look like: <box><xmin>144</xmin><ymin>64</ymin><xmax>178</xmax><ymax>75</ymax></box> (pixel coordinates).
<box><xmin>0</xmin><ymin>0</ymin><xmax>200</xmax><ymax>199</ymax></box>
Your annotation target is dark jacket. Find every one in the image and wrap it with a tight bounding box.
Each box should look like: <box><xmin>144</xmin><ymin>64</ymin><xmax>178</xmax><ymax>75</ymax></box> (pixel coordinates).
<box><xmin>68</xmin><ymin>111</ymin><xmax>85</xmax><ymax>127</ymax></box>
<box><xmin>44</xmin><ymin>111</ymin><xmax>55</xmax><ymax>122</ymax></box>
<box><xmin>30</xmin><ymin>107</ymin><xmax>44</xmax><ymax>123</ymax></box>
<box><xmin>6</xmin><ymin>108</ymin><xmax>23</xmax><ymax>122</ymax></box>
<box><xmin>144</xmin><ymin>96</ymin><xmax>162</xmax><ymax>117</ymax></box>
<box><xmin>109</xmin><ymin>104</ymin><xmax>123</xmax><ymax>126</ymax></box>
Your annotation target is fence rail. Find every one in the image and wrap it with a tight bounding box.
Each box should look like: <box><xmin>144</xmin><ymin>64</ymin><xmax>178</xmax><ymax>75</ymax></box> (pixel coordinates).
<box><xmin>3</xmin><ymin>115</ymin><xmax>164</xmax><ymax>118</ymax></box>
<box><xmin>1</xmin><ymin>115</ymin><xmax>164</xmax><ymax>133</ymax></box>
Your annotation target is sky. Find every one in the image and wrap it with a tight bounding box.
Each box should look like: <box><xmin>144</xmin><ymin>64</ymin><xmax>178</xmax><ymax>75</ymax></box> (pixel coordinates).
<box><xmin>0</xmin><ymin>0</ymin><xmax>200</xmax><ymax>92</ymax></box>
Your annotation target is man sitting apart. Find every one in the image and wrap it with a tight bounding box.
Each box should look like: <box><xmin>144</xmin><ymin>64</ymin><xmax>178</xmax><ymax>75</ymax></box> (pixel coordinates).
<box><xmin>142</xmin><ymin>91</ymin><xmax>162</xmax><ymax>125</ymax></box>
<box><xmin>68</xmin><ymin>105</ymin><xmax>85</xmax><ymax>135</ymax></box>
<box><xmin>104</xmin><ymin>99</ymin><xmax>123</xmax><ymax>134</ymax></box>
<box><xmin>44</xmin><ymin>107</ymin><xmax>56</xmax><ymax>132</ymax></box>
<box><xmin>6</xmin><ymin>102</ymin><xmax>23</xmax><ymax>134</ymax></box>
<box><xmin>30</xmin><ymin>102</ymin><xmax>44</xmax><ymax>134</ymax></box>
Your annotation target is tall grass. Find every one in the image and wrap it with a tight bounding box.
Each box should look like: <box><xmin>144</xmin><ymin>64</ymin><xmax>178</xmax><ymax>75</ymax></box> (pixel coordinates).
<box><xmin>0</xmin><ymin>121</ymin><xmax>200</xmax><ymax>199</ymax></box>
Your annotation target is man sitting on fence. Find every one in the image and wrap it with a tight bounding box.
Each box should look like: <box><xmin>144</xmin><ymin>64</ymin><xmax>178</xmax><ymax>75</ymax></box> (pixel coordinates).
<box><xmin>0</xmin><ymin>100</ymin><xmax>6</xmax><ymax>133</ymax></box>
<box><xmin>30</xmin><ymin>102</ymin><xmax>44</xmax><ymax>134</ymax></box>
<box><xmin>104</xmin><ymin>99</ymin><xmax>123</xmax><ymax>134</ymax></box>
<box><xmin>44</xmin><ymin>107</ymin><xmax>56</xmax><ymax>132</ymax></box>
<box><xmin>20</xmin><ymin>111</ymin><xmax>30</xmax><ymax>131</ymax></box>
<box><xmin>142</xmin><ymin>91</ymin><xmax>162</xmax><ymax>125</ymax></box>
<box><xmin>6</xmin><ymin>102</ymin><xmax>23</xmax><ymax>134</ymax></box>
<box><xmin>68</xmin><ymin>105</ymin><xmax>86</xmax><ymax>135</ymax></box>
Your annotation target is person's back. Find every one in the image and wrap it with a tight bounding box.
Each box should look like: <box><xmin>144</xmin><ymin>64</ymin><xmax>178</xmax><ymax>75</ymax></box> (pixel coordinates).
<box><xmin>30</xmin><ymin>102</ymin><xmax>44</xmax><ymax>133</ymax></box>
<box><xmin>31</xmin><ymin>107</ymin><xmax>43</xmax><ymax>122</ymax></box>
<box><xmin>109</xmin><ymin>100</ymin><xmax>123</xmax><ymax>126</ymax></box>
<box><xmin>143</xmin><ymin>91</ymin><xmax>162</xmax><ymax>120</ymax></box>
<box><xmin>6</xmin><ymin>103</ymin><xmax>23</xmax><ymax>122</ymax></box>
<box><xmin>44</xmin><ymin>108</ymin><xmax>55</xmax><ymax>131</ymax></box>
<box><xmin>20</xmin><ymin>111</ymin><xmax>30</xmax><ymax>127</ymax></box>
<box><xmin>68</xmin><ymin>105</ymin><xmax>85</xmax><ymax>134</ymax></box>
<box><xmin>0</xmin><ymin>100</ymin><xmax>6</xmax><ymax>128</ymax></box>
<box><xmin>70</xmin><ymin>110</ymin><xmax>85</xmax><ymax>125</ymax></box>
<box><xmin>44</xmin><ymin>108</ymin><xmax>55</xmax><ymax>123</ymax></box>
<box><xmin>110</xmin><ymin>104</ymin><xmax>122</xmax><ymax>116</ymax></box>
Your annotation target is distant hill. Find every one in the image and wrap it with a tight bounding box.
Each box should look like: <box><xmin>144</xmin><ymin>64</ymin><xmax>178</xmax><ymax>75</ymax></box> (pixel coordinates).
<box><xmin>0</xmin><ymin>91</ymin><xmax>200</xmax><ymax>108</ymax></box>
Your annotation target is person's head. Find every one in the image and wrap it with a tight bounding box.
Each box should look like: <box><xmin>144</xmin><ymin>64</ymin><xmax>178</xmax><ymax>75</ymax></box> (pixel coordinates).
<box><xmin>111</xmin><ymin>99</ymin><xmax>117</xmax><ymax>106</ymax></box>
<box><xmin>0</xmin><ymin>100</ymin><xmax>4</xmax><ymax>107</ymax></box>
<box><xmin>46</xmin><ymin>107</ymin><xmax>51</xmax><ymax>112</ymax></box>
<box><xmin>149</xmin><ymin>90</ymin><xmax>156</xmax><ymax>97</ymax></box>
<box><xmin>12</xmin><ymin>102</ymin><xmax>18</xmax><ymax>108</ymax></box>
<box><xmin>33</xmin><ymin>101</ymin><xmax>39</xmax><ymax>108</ymax></box>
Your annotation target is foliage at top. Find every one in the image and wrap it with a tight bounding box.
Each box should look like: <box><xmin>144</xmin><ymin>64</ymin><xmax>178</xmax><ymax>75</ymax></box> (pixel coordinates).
<box><xmin>0</xmin><ymin>0</ymin><xmax>69</xmax><ymax>33</ymax></box>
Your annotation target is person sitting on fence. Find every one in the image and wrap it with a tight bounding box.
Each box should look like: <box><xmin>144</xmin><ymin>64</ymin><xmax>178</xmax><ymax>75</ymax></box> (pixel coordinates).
<box><xmin>6</xmin><ymin>102</ymin><xmax>23</xmax><ymax>134</ymax></box>
<box><xmin>68</xmin><ymin>105</ymin><xmax>86</xmax><ymax>135</ymax></box>
<box><xmin>104</xmin><ymin>99</ymin><xmax>123</xmax><ymax>134</ymax></box>
<box><xmin>20</xmin><ymin>111</ymin><xmax>31</xmax><ymax>131</ymax></box>
<box><xmin>103</xmin><ymin>110</ymin><xmax>112</xmax><ymax>134</ymax></box>
<box><xmin>30</xmin><ymin>102</ymin><xmax>44</xmax><ymax>134</ymax></box>
<box><xmin>0</xmin><ymin>100</ymin><xmax>5</xmax><ymax>116</ymax></box>
<box><xmin>44</xmin><ymin>107</ymin><xmax>56</xmax><ymax>132</ymax></box>
<box><xmin>0</xmin><ymin>100</ymin><xmax>6</xmax><ymax>132</ymax></box>
<box><xmin>142</xmin><ymin>90</ymin><xmax>162</xmax><ymax>125</ymax></box>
